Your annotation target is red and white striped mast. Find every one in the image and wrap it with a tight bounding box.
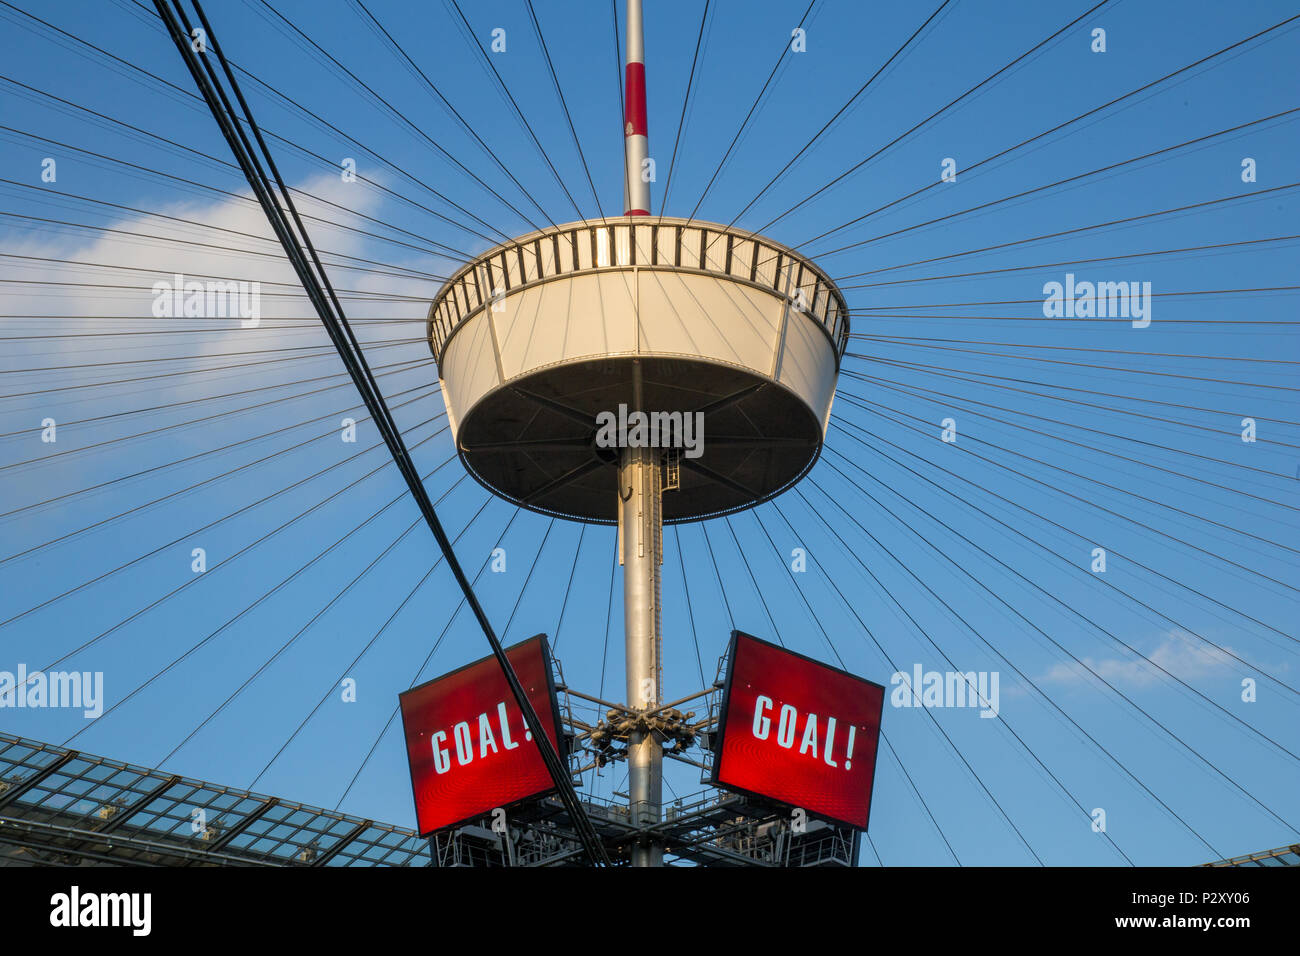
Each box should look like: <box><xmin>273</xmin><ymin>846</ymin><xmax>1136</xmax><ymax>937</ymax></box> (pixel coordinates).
<box><xmin>622</xmin><ymin>0</ymin><xmax>650</xmax><ymax>216</ymax></box>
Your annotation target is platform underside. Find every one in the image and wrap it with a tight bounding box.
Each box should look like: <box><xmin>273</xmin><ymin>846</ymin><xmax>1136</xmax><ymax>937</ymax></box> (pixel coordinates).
<box><xmin>454</xmin><ymin>356</ymin><xmax>822</xmax><ymax>523</ymax></box>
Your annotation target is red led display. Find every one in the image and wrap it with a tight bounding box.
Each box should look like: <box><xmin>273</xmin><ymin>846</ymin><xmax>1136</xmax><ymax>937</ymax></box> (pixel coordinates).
<box><xmin>398</xmin><ymin>634</ymin><xmax>564</xmax><ymax>837</ymax></box>
<box><xmin>712</xmin><ymin>631</ymin><xmax>885</xmax><ymax>831</ymax></box>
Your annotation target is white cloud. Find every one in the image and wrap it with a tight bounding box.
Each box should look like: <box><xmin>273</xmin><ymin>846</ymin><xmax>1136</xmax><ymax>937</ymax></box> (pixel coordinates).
<box><xmin>1040</xmin><ymin>629</ymin><xmax>1239</xmax><ymax>688</ymax></box>
<box><xmin>0</xmin><ymin>171</ymin><xmax>451</xmax><ymax>516</ymax></box>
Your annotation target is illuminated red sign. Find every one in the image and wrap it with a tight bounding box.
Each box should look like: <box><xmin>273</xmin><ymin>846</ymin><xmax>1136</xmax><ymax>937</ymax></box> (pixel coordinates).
<box><xmin>712</xmin><ymin>631</ymin><xmax>885</xmax><ymax>830</ymax></box>
<box><xmin>398</xmin><ymin>634</ymin><xmax>565</xmax><ymax>836</ymax></box>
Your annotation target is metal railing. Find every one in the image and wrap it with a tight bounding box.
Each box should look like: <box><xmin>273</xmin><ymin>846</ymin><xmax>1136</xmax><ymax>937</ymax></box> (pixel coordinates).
<box><xmin>426</xmin><ymin>216</ymin><xmax>850</xmax><ymax>369</ymax></box>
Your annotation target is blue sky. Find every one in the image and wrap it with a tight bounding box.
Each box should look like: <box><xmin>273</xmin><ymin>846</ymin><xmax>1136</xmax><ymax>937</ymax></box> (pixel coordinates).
<box><xmin>1</xmin><ymin>0</ymin><xmax>1297</xmax><ymax>865</ymax></box>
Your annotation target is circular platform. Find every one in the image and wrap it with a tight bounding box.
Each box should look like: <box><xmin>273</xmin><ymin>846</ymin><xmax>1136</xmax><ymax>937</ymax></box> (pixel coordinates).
<box><xmin>427</xmin><ymin>217</ymin><xmax>849</xmax><ymax>523</ymax></box>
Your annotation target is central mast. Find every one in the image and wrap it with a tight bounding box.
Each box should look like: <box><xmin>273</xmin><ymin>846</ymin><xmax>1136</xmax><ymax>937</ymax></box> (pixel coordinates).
<box><xmin>617</xmin><ymin>0</ymin><xmax>663</xmax><ymax>867</ymax></box>
<box><xmin>622</xmin><ymin>0</ymin><xmax>650</xmax><ymax>217</ymax></box>
<box><xmin>426</xmin><ymin>0</ymin><xmax>849</xmax><ymax>869</ymax></box>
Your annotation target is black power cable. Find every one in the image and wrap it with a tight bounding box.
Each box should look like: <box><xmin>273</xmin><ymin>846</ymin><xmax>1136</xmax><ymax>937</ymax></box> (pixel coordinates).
<box><xmin>795</xmin><ymin>12</ymin><xmax>1300</xmax><ymax>251</ymax></box>
<box><xmin>840</xmin><ymin>363</ymin><xmax>1300</xmax><ymax>485</ymax></box>
<box><xmin>850</xmin><ymin>333</ymin><xmax>1300</xmax><ymax>369</ymax></box>
<box><xmin>252</xmin><ymin>492</ymin><xmax>499</xmax><ymax>791</ymax></box>
<box><xmin>524</xmin><ymin>0</ymin><xmax>605</xmax><ymax>220</ymax></box>
<box><xmin>684</xmin><ymin>0</ymin><xmax>816</xmax><ymax>225</ymax></box>
<box><xmin>246</xmin><ymin>0</ymin><xmax>535</xmax><ymax>238</ymax></box>
<box><xmin>837</xmin><ymin>235</ymin><xmax>1300</xmax><ymax>291</ymax></box>
<box><xmin>751</xmin><ymin>503</ymin><xmax>1129</xmax><ymax>863</ymax></box>
<box><xmin>701</xmin><ymin>514</ymin><xmax>976</xmax><ymax>864</ymax></box>
<box><xmin>334</xmin><ymin>504</ymin><xmax>526</xmax><ymax>810</ymax></box>
<box><xmin>815</xmin><ymin>443</ymin><xmax>1300</xmax><ymax>837</ymax></box>
<box><xmin>812</xmin><ymin>108</ymin><xmax>1300</xmax><ymax>259</ymax></box>
<box><xmin>656</xmin><ymin>0</ymin><xmax>711</xmax><ymax>220</ymax></box>
<box><xmin>153</xmin><ymin>0</ymin><xmax>609</xmax><ymax>865</ymax></box>
<box><xmin>828</xmin><ymin>410</ymin><xmax>1300</xmax><ymax>691</ymax></box>
<box><xmin>1</xmin><ymin>411</ymin><xmax>448</xmax><ymax>628</ymax></box>
<box><xmin>832</xmin><ymin>183</ymin><xmax>1300</xmax><ymax>282</ymax></box>
<box><xmin>844</xmin><ymin>352</ymin><xmax>1300</xmax><ymax>452</ymax></box>
<box><xmin>783</xmin><ymin>485</ymin><xmax>1214</xmax><ymax>861</ymax></box>
<box><xmin>848</xmin><ymin>284</ymin><xmax>1300</xmax><ymax>320</ymax></box>
<box><xmin>348</xmin><ymin>0</ymin><xmax>559</xmax><ymax>230</ymax></box>
<box><xmin>725</xmin><ymin>0</ymin><xmax>955</xmax><ymax>231</ymax></box>
<box><xmin>0</xmin><ymin>4</ymin><xmax>503</xmax><ymax>252</ymax></box>
<box><xmin>444</xmin><ymin>0</ymin><xmax>590</xmax><ymax>226</ymax></box>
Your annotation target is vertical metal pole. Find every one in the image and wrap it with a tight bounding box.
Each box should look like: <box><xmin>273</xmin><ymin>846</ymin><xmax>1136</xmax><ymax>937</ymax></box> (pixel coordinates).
<box><xmin>618</xmin><ymin>0</ymin><xmax>660</xmax><ymax>866</ymax></box>
<box><xmin>623</xmin><ymin>0</ymin><xmax>650</xmax><ymax>216</ymax></box>
<box><xmin>619</xmin><ymin>359</ymin><xmax>663</xmax><ymax>866</ymax></box>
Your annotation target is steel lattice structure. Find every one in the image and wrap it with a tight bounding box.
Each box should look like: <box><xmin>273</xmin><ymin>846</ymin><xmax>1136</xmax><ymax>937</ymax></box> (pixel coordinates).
<box><xmin>0</xmin><ymin>732</ymin><xmax>429</xmax><ymax>867</ymax></box>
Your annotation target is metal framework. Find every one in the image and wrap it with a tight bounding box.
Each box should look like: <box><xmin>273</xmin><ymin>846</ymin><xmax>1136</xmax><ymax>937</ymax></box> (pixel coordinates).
<box><xmin>1202</xmin><ymin>844</ymin><xmax>1300</xmax><ymax>867</ymax></box>
<box><xmin>431</xmin><ymin>788</ymin><xmax>859</xmax><ymax>868</ymax></box>
<box><xmin>0</xmin><ymin>733</ymin><xmax>429</xmax><ymax>867</ymax></box>
<box><xmin>0</xmin><ymin>636</ymin><xmax>863</xmax><ymax>868</ymax></box>
<box><xmin>5</xmin><ymin>723</ymin><xmax>1282</xmax><ymax>868</ymax></box>
<box><xmin>451</xmin><ymin>649</ymin><xmax>864</xmax><ymax>867</ymax></box>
